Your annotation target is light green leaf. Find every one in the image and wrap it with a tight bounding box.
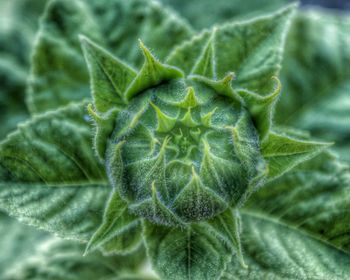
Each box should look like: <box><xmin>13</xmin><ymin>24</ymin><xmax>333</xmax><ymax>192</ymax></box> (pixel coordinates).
<box><xmin>86</xmin><ymin>190</ymin><xmax>142</xmax><ymax>255</ymax></box>
<box><xmin>144</xmin><ymin>221</ymin><xmax>232</xmax><ymax>280</ymax></box>
<box><xmin>28</xmin><ymin>0</ymin><xmax>193</xmax><ymax>113</ymax></box>
<box><xmin>261</xmin><ymin>132</ymin><xmax>331</xmax><ymax>179</ymax></box>
<box><xmin>167</xmin><ymin>4</ymin><xmax>296</xmax><ymax>94</ymax></box>
<box><xmin>223</xmin><ymin>212</ymin><xmax>350</xmax><ymax>280</ymax></box>
<box><xmin>0</xmin><ymin>102</ymin><xmax>109</xmax><ymax>241</ymax></box>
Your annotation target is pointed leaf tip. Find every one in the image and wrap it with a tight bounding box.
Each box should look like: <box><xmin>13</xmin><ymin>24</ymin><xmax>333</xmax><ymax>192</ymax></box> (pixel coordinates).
<box><xmin>191</xmin><ymin>31</ymin><xmax>216</xmax><ymax>78</ymax></box>
<box><xmin>201</xmin><ymin>107</ymin><xmax>218</xmax><ymax>127</ymax></box>
<box><xmin>177</xmin><ymin>87</ymin><xmax>199</xmax><ymax>108</ymax></box>
<box><xmin>181</xmin><ymin>108</ymin><xmax>199</xmax><ymax>127</ymax></box>
<box><xmin>262</xmin><ymin>132</ymin><xmax>332</xmax><ymax>179</ymax></box>
<box><xmin>84</xmin><ymin>191</ymin><xmax>141</xmax><ymax>256</ymax></box>
<box><xmin>138</xmin><ymin>39</ymin><xmax>156</xmax><ymax>64</ymax></box>
<box><xmin>150</xmin><ymin>102</ymin><xmax>177</xmax><ymax>132</ymax></box>
<box><xmin>87</xmin><ymin>103</ymin><xmax>119</xmax><ymax>162</ymax></box>
<box><xmin>223</xmin><ymin>72</ymin><xmax>236</xmax><ymax>83</ymax></box>
<box><xmin>269</xmin><ymin>76</ymin><xmax>282</xmax><ymax>98</ymax></box>
<box><xmin>87</xmin><ymin>103</ymin><xmax>99</xmax><ymax>123</ymax></box>
<box><xmin>78</xmin><ymin>34</ymin><xmax>88</xmax><ymax>45</ymax></box>
<box><xmin>191</xmin><ymin>73</ymin><xmax>241</xmax><ymax>103</ymax></box>
<box><xmin>237</xmin><ymin>76</ymin><xmax>282</xmax><ymax>139</ymax></box>
<box><xmin>125</xmin><ymin>41</ymin><xmax>184</xmax><ymax>101</ymax></box>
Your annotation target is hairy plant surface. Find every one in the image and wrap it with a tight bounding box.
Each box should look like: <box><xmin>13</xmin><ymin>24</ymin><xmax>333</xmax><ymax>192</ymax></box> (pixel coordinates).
<box><xmin>0</xmin><ymin>0</ymin><xmax>350</xmax><ymax>279</ymax></box>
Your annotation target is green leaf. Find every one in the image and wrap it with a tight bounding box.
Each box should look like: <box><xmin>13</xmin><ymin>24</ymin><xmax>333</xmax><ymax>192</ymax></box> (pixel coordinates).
<box><xmin>0</xmin><ymin>57</ymin><xmax>29</xmax><ymax>139</ymax></box>
<box><xmin>28</xmin><ymin>0</ymin><xmax>193</xmax><ymax>113</ymax></box>
<box><xmin>261</xmin><ymin>132</ymin><xmax>331</xmax><ymax>179</ymax></box>
<box><xmin>143</xmin><ymin>211</ymin><xmax>245</xmax><ymax>279</ymax></box>
<box><xmin>0</xmin><ymin>102</ymin><xmax>109</xmax><ymax>241</ymax></box>
<box><xmin>0</xmin><ymin>212</ymin><xmax>48</xmax><ymax>277</ymax></box>
<box><xmin>246</xmin><ymin>152</ymin><xmax>350</xmax><ymax>254</ymax></box>
<box><xmin>223</xmin><ymin>212</ymin><xmax>350</xmax><ymax>280</ymax></box>
<box><xmin>0</xmin><ymin>211</ymin><xmax>151</xmax><ymax>280</ymax></box>
<box><xmin>167</xmin><ymin>4</ymin><xmax>296</xmax><ymax>94</ymax></box>
<box><xmin>0</xmin><ymin>0</ymin><xmax>47</xmax><ymax>138</ymax></box>
<box><xmin>80</xmin><ymin>36</ymin><xmax>136</xmax><ymax>112</ymax></box>
<box><xmin>85</xmin><ymin>190</ymin><xmax>142</xmax><ymax>255</ymax></box>
<box><xmin>124</xmin><ymin>41</ymin><xmax>184</xmax><ymax>101</ymax></box>
<box><xmin>3</xmin><ymin>234</ymin><xmax>149</xmax><ymax>280</ymax></box>
<box><xmin>144</xmin><ymin>221</ymin><xmax>232</xmax><ymax>280</ymax></box>
<box><xmin>224</xmin><ymin>154</ymin><xmax>350</xmax><ymax>279</ymax></box>
<box><xmin>160</xmin><ymin>0</ymin><xmax>291</xmax><ymax>29</ymax></box>
<box><xmin>277</xmin><ymin>10</ymin><xmax>350</xmax><ymax>162</ymax></box>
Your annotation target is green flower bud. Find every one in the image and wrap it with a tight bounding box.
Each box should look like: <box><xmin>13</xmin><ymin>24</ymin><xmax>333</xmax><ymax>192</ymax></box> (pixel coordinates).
<box><xmin>81</xmin><ymin>28</ymin><xmax>328</xmax><ymax>226</ymax></box>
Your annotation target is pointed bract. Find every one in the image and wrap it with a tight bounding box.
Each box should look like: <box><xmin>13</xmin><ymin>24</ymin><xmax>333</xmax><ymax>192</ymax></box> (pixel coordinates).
<box><xmin>173</xmin><ymin>167</ymin><xmax>228</xmax><ymax>222</ymax></box>
<box><xmin>125</xmin><ymin>136</ymin><xmax>170</xmax><ymax>202</ymax></box>
<box><xmin>237</xmin><ymin>77</ymin><xmax>281</xmax><ymax>139</ymax></box>
<box><xmin>191</xmin><ymin>73</ymin><xmax>241</xmax><ymax>104</ymax></box>
<box><xmin>80</xmin><ymin>35</ymin><xmax>136</xmax><ymax>112</ymax></box>
<box><xmin>125</xmin><ymin>40</ymin><xmax>184</xmax><ymax>100</ymax></box>
<box><xmin>191</xmin><ymin>31</ymin><xmax>216</xmax><ymax>79</ymax></box>
<box><xmin>177</xmin><ymin>87</ymin><xmax>199</xmax><ymax>108</ymax></box>
<box><xmin>87</xmin><ymin>104</ymin><xmax>118</xmax><ymax>162</ymax></box>
<box><xmin>262</xmin><ymin>132</ymin><xmax>332</xmax><ymax>179</ymax></box>
<box><xmin>150</xmin><ymin>102</ymin><xmax>177</xmax><ymax>132</ymax></box>
<box><xmin>201</xmin><ymin>107</ymin><xmax>217</xmax><ymax>127</ymax></box>
<box><xmin>106</xmin><ymin>140</ymin><xmax>125</xmax><ymax>193</ymax></box>
<box><xmin>130</xmin><ymin>181</ymin><xmax>184</xmax><ymax>226</ymax></box>
<box><xmin>180</xmin><ymin>108</ymin><xmax>199</xmax><ymax>127</ymax></box>
<box><xmin>85</xmin><ymin>191</ymin><xmax>141</xmax><ymax>255</ymax></box>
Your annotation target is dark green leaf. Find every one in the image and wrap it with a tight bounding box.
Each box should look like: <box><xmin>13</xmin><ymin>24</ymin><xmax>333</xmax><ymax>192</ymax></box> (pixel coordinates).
<box><xmin>3</xmin><ymin>235</ymin><xmax>149</xmax><ymax>280</ymax></box>
<box><xmin>0</xmin><ymin>102</ymin><xmax>109</xmax><ymax>240</ymax></box>
<box><xmin>261</xmin><ymin>132</ymin><xmax>330</xmax><ymax>179</ymax></box>
<box><xmin>223</xmin><ymin>212</ymin><xmax>350</xmax><ymax>280</ymax></box>
<box><xmin>144</xmin><ymin>211</ymin><xmax>246</xmax><ymax>279</ymax></box>
<box><xmin>167</xmin><ymin>4</ymin><xmax>296</xmax><ymax>95</ymax></box>
<box><xmin>277</xmin><ymin>10</ymin><xmax>350</xmax><ymax>162</ymax></box>
<box><xmin>160</xmin><ymin>0</ymin><xmax>291</xmax><ymax>29</ymax></box>
<box><xmin>246</xmin><ymin>152</ymin><xmax>350</xmax><ymax>253</ymax></box>
<box><xmin>27</xmin><ymin>0</ymin><xmax>193</xmax><ymax>113</ymax></box>
<box><xmin>85</xmin><ymin>191</ymin><xmax>142</xmax><ymax>255</ymax></box>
